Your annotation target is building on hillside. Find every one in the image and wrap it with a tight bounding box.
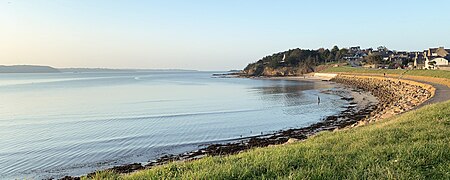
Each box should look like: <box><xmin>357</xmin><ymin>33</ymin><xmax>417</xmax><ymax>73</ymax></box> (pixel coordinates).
<box><xmin>424</xmin><ymin>47</ymin><xmax>450</xmax><ymax>69</ymax></box>
<box><xmin>372</xmin><ymin>48</ymin><xmax>394</xmax><ymax>62</ymax></box>
<box><xmin>349</xmin><ymin>46</ymin><xmax>361</xmax><ymax>53</ymax></box>
<box><xmin>389</xmin><ymin>51</ymin><xmax>411</xmax><ymax>67</ymax></box>
<box><xmin>344</xmin><ymin>46</ymin><xmax>367</xmax><ymax>66</ymax></box>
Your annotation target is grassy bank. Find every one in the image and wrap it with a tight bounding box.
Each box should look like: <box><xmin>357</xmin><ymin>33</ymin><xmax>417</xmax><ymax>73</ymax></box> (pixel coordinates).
<box><xmin>86</xmin><ymin>100</ymin><xmax>450</xmax><ymax>179</ymax></box>
<box><xmin>321</xmin><ymin>66</ymin><xmax>450</xmax><ymax>80</ymax></box>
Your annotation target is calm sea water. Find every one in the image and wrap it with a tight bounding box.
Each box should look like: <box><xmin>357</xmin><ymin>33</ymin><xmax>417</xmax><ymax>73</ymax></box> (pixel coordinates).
<box><xmin>0</xmin><ymin>71</ymin><xmax>347</xmax><ymax>179</ymax></box>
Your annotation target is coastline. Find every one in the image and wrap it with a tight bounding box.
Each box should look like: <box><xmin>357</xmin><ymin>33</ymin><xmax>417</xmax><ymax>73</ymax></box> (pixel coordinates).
<box><xmin>62</xmin><ymin>74</ymin><xmax>435</xmax><ymax>180</ymax></box>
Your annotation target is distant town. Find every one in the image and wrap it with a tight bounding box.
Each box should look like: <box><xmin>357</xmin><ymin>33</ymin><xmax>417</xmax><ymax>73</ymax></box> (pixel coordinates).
<box><xmin>343</xmin><ymin>46</ymin><xmax>450</xmax><ymax>70</ymax></box>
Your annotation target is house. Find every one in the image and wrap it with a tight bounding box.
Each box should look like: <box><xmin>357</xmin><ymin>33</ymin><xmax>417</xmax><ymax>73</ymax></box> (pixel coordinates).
<box><xmin>424</xmin><ymin>47</ymin><xmax>450</xmax><ymax>69</ymax></box>
<box><xmin>413</xmin><ymin>52</ymin><xmax>426</xmax><ymax>69</ymax></box>
<box><xmin>432</xmin><ymin>57</ymin><xmax>449</xmax><ymax>66</ymax></box>
<box><xmin>349</xmin><ymin>46</ymin><xmax>361</xmax><ymax>53</ymax></box>
<box><xmin>344</xmin><ymin>46</ymin><xmax>367</xmax><ymax>64</ymax></box>
<box><xmin>389</xmin><ymin>51</ymin><xmax>411</xmax><ymax>66</ymax></box>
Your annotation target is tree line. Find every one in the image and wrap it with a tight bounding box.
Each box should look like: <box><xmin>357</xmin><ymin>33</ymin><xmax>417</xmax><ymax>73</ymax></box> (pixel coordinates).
<box><xmin>244</xmin><ymin>46</ymin><xmax>348</xmax><ymax>75</ymax></box>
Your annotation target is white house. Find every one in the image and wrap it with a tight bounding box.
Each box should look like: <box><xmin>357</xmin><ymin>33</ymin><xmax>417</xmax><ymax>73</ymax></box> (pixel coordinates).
<box><xmin>424</xmin><ymin>47</ymin><xmax>450</xmax><ymax>69</ymax></box>
<box><xmin>433</xmin><ymin>57</ymin><xmax>449</xmax><ymax>66</ymax></box>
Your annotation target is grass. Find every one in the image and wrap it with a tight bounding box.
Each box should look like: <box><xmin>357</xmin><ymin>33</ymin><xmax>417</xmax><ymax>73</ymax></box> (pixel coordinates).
<box><xmin>85</xmin><ymin>100</ymin><xmax>450</xmax><ymax>180</ymax></box>
<box><xmin>320</xmin><ymin>66</ymin><xmax>450</xmax><ymax>80</ymax></box>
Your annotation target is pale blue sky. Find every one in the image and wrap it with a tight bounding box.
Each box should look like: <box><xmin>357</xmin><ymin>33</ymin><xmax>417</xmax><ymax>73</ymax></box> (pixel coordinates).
<box><xmin>1</xmin><ymin>0</ymin><xmax>449</xmax><ymax>70</ymax></box>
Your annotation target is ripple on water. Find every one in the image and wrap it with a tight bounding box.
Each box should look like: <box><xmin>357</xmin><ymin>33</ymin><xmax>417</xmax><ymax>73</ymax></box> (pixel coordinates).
<box><xmin>0</xmin><ymin>72</ymin><xmax>348</xmax><ymax>179</ymax></box>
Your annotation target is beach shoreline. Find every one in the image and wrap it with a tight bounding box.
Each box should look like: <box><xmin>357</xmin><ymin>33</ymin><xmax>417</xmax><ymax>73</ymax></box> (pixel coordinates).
<box><xmin>61</xmin><ymin>74</ymin><xmax>434</xmax><ymax>180</ymax></box>
<box><xmin>62</xmin><ymin>77</ymin><xmax>378</xmax><ymax>180</ymax></box>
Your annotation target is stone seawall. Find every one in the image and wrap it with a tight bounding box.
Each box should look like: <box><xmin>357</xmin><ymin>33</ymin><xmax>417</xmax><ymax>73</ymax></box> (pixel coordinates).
<box><xmin>333</xmin><ymin>75</ymin><xmax>435</xmax><ymax>125</ymax></box>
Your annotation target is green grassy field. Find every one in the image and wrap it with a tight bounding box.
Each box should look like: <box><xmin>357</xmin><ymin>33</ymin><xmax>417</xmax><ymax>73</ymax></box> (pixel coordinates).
<box><xmin>86</xmin><ymin>100</ymin><xmax>450</xmax><ymax>180</ymax></box>
<box><xmin>320</xmin><ymin>66</ymin><xmax>450</xmax><ymax>80</ymax></box>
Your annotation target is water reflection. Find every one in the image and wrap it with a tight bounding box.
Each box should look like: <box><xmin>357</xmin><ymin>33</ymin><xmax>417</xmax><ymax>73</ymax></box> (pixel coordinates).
<box><xmin>251</xmin><ymin>80</ymin><xmax>324</xmax><ymax>103</ymax></box>
<box><xmin>0</xmin><ymin>73</ymin><xmax>346</xmax><ymax>179</ymax></box>
<box><xmin>250</xmin><ymin>79</ymin><xmax>340</xmax><ymax>116</ymax></box>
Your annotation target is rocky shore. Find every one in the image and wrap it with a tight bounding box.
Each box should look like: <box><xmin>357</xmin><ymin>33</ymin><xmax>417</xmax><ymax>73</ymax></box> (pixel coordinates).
<box><xmin>61</xmin><ymin>74</ymin><xmax>434</xmax><ymax>180</ymax></box>
<box><xmin>332</xmin><ymin>75</ymin><xmax>434</xmax><ymax>125</ymax></box>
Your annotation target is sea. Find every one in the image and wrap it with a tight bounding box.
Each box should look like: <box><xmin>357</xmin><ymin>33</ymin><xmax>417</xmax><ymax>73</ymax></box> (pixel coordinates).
<box><xmin>0</xmin><ymin>71</ymin><xmax>349</xmax><ymax>179</ymax></box>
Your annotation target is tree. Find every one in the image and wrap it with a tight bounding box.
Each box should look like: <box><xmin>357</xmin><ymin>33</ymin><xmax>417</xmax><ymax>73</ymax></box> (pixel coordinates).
<box><xmin>377</xmin><ymin>46</ymin><xmax>388</xmax><ymax>52</ymax></box>
<box><xmin>268</xmin><ymin>57</ymin><xmax>280</xmax><ymax>68</ymax></box>
<box><xmin>331</xmin><ymin>45</ymin><xmax>339</xmax><ymax>53</ymax></box>
<box><xmin>245</xmin><ymin>47</ymin><xmax>341</xmax><ymax>76</ymax></box>
<box><xmin>254</xmin><ymin>63</ymin><xmax>265</xmax><ymax>76</ymax></box>
<box><xmin>364</xmin><ymin>54</ymin><xmax>383</xmax><ymax>64</ymax></box>
<box><xmin>320</xmin><ymin>49</ymin><xmax>330</xmax><ymax>62</ymax></box>
<box><xmin>328</xmin><ymin>46</ymin><xmax>340</xmax><ymax>61</ymax></box>
<box><xmin>402</xmin><ymin>58</ymin><xmax>410</xmax><ymax>66</ymax></box>
<box><xmin>336</xmin><ymin>48</ymin><xmax>349</xmax><ymax>61</ymax></box>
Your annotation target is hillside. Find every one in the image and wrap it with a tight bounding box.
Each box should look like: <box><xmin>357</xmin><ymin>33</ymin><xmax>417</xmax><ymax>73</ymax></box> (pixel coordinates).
<box><xmin>243</xmin><ymin>46</ymin><xmax>347</xmax><ymax>76</ymax></box>
<box><xmin>0</xmin><ymin>65</ymin><xmax>60</xmax><ymax>73</ymax></box>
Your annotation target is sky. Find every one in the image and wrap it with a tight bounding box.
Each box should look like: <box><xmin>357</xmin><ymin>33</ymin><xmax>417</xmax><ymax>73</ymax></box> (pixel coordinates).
<box><xmin>1</xmin><ymin>0</ymin><xmax>450</xmax><ymax>70</ymax></box>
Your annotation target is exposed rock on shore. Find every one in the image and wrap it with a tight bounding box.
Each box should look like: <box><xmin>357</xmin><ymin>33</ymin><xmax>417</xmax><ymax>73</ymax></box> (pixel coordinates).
<box><xmin>245</xmin><ymin>66</ymin><xmax>305</xmax><ymax>76</ymax></box>
<box><xmin>332</xmin><ymin>75</ymin><xmax>434</xmax><ymax>124</ymax></box>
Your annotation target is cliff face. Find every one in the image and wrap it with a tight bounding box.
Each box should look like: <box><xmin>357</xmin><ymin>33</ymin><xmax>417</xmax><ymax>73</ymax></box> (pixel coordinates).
<box><xmin>244</xmin><ymin>66</ymin><xmax>308</xmax><ymax>76</ymax></box>
<box><xmin>243</xmin><ymin>63</ymin><xmax>336</xmax><ymax>77</ymax></box>
<box><xmin>243</xmin><ymin>63</ymin><xmax>317</xmax><ymax>77</ymax></box>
